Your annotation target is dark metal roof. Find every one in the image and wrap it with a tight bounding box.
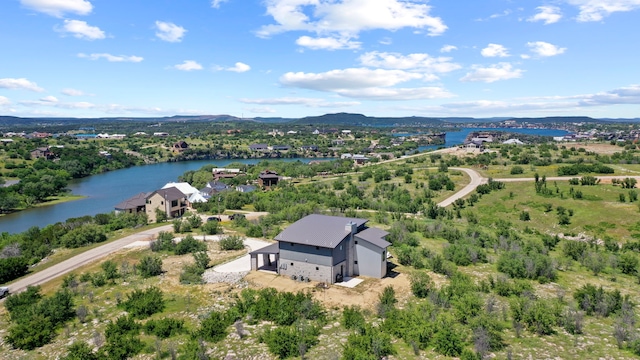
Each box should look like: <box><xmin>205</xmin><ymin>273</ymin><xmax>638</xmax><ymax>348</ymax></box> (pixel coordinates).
<box><xmin>355</xmin><ymin>227</ymin><xmax>391</xmax><ymax>249</ymax></box>
<box><xmin>249</xmin><ymin>242</ymin><xmax>280</xmax><ymax>256</ymax></box>
<box><xmin>275</xmin><ymin>214</ymin><xmax>368</xmax><ymax>249</ymax></box>
<box><xmin>114</xmin><ymin>192</ymin><xmax>149</xmax><ymax>210</ymax></box>
<box><xmin>150</xmin><ymin>187</ymin><xmax>186</xmax><ymax>201</ymax></box>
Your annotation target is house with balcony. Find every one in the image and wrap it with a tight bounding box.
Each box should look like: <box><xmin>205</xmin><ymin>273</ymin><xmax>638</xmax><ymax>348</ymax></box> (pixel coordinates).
<box><xmin>145</xmin><ymin>187</ymin><xmax>187</xmax><ymax>222</ymax></box>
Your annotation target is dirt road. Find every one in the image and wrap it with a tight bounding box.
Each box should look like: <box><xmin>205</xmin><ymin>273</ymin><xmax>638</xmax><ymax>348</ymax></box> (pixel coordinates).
<box><xmin>7</xmin><ymin>225</ymin><xmax>172</xmax><ymax>294</ymax></box>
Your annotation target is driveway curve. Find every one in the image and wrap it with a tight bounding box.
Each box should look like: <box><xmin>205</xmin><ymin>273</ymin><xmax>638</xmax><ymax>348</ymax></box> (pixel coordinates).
<box><xmin>437</xmin><ymin>167</ymin><xmax>486</xmax><ymax>207</ymax></box>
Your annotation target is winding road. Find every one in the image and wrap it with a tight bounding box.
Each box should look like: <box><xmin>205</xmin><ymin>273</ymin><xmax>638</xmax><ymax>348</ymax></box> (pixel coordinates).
<box><xmin>6</xmin><ymin>165</ymin><xmax>640</xmax><ymax>295</ymax></box>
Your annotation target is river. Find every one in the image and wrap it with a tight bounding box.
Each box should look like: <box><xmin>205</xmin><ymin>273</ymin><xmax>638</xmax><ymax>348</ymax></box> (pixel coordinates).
<box><xmin>0</xmin><ymin>127</ymin><xmax>568</xmax><ymax>234</ymax></box>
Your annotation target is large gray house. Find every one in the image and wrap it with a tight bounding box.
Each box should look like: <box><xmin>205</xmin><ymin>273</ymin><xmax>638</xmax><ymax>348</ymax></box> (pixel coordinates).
<box><xmin>251</xmin><ymin>214</ymin><xmax>390</xmax><ymax>284</ymax></box>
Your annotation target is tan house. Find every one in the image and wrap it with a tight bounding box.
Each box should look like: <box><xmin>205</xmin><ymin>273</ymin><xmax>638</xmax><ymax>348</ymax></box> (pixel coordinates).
<box><xmin>145</xmin><ymin>187</ymin><xmax>187</xmax><ymax>222</ymax></box>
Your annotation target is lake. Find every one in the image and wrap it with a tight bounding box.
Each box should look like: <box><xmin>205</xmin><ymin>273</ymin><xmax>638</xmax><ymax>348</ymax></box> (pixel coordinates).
<box><xmin>414</xmin><ymin>127</ymin><xmax>570</xmax><ymax>152</ymax></box>
<box><xmin>0</xmin><ymin>127</ymin><xmax>568</xmax><ymax>234</ymax></box>
<box><xmin>0</xmin><ymin>158</ymin><xmax>332</xmax><ymax>234</ymax></box>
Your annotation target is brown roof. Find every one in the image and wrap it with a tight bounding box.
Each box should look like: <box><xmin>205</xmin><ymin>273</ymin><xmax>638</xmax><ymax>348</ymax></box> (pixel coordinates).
<box><xmin>114</xmin><ymin>192</ymin><xmax>149</xmax><ymax>210</ymax></box>
<box><xmin>148</xmin><ymin>187</ymin><xmax>186</xmax><ymax>201</ymax></box>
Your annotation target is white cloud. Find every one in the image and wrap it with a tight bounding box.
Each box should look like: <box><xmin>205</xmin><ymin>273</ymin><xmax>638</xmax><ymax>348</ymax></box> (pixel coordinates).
<box><xmin>249</xmin><ymin>107</ymin><xmax>277</xmax><ymax>113</ymax></box>
<box><xmin>527</xmin><ymin>41</ymin><xmax>566</xmax><ymax>57</ymax></box>
<box><xmin>528</xmin><ymin>6</ymin><xmax>563</xmax><ymax>24</ymax></box>
<box><xmin>280</xmin><ymin>68</ymin><xmax>423</xmax><ymax>91</ymax></box>
<box><xmin>278</xmin><ymin>67</ymin><xmax>453</xmax><ymax>100</ymax></box>
<box><xmin>40</xmin><ymin>95</ymin><xmax>58</xmax><ymax>102</ymax></box>
<box><xmin>296</xmin><ymin>36</ymin><xmax>361</xmax><ymax>50</ymax></box>
<box><xmin>0</xmin><ymin>78</ymin><xmax>44</xmax><ymax>92</ymax></box>
<box><xmin>240</xmin><ymin>97</ymin><xmax>360</xmax><ymax>107</ymax></box>
<box><xmin>155</xmin><ymin>21</ymin><xmax>187</xmax><ymax>42</ymax></box>
<box><xmin>359</xmin><ymin>51</ymin><xmax>461</xmax><ymax>73</ymax></box>
<box><xmin>211</xmin><ymin>0</ymin><xmax>229</xmax><ymax>8</ymax></box>
<box><xmin>226</xmin><ymin>62</ymin><xmax>251</xmax><ymax>73</ymax></box>
<box><xmin>78</xmin><ymin>53</ymin><xmax>143</xmax><ymax>62</ymax></box>
<box><xmin>258</xmin><ymin>0</ymin><xmax>447</xmax><ymax>40</ymax></box>
<box><xmin>174</xmin><ymin>60</ymin><xmax>203</xmax><ymax>71</ymax></box>
<box><xmin>460</xmin><ymin>63</ymin><xmax>524</xmax><ymax>83</ymax></box>
<box><xmin>0</xmin><ymin>96</ymin><xmax>10</xmax><ymax>106</ymax></box>
<box><xmin>481</xmin><ymin>43</ymin><xmax>510</xmax><ymax>57</ymax></box>
<box><xmin>440</xmin><ymin>45</ymin><xmax>457</xmax><ymax>53</ymax></box>
<box><xmin>57</xmin><ymin>20</ymin><xmax>105</xmax><ymax>40</ymax></box>
<box><xmin>61</xmin><ymin>88</ymin><xmax>84</xmax><ymax>96</ymax></box>
<box><xmin>336</xmin><ymin>87</ymin><xmax>453</xmax><ymax>100</ymax></box>
<box><xmin>21</xmin><ymin>0</ymin><xmax>92</xmax><ymax>17</ymax></box>
<box><xmin>20</xmin><ymin>98</ymin><xmax>95</xmax><ymax>109</ymax></box>
<box><xmin>406</xmin><ymin>84</ymin><xmax>640</xmax><ymax>115</ymax></box>
<box><xmin>567</xmin><ymin>0</ymin><xmax>640</xmax><ymax>22</ymax></box>
<box><xmin>379</xmin><ymin>37</ymin><xmax>393</xmax><ymax>45</ymax></box>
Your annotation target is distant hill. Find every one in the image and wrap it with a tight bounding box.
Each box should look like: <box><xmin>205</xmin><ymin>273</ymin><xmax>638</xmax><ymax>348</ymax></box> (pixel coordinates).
<box><xmin>503</xmin><ymin>116</ymin><xmax>599</xmax><ymax>124</ymax></box>
<box><xmin>289</xmin><ymin>113</ymin><xmax>445</xmax><ymax>126</ymax></box>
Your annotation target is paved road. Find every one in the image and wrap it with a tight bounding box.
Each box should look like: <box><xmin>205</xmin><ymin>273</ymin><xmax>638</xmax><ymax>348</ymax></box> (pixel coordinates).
<box><xmin>437</xmin><ymin>167</ymin><xmax>486</xmax><ymax>207</ymax></box>
<box><xmin>7</xmin><ymin>225</ymin><xmax>173</xmax><ymax>294</ymax></box>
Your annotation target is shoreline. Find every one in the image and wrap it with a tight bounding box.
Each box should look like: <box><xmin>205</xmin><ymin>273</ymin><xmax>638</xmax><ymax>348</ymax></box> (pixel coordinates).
<box><xmin>0</xmin><ymin>194</ymin><xmax>87</xmax><ymax>218</ymax></box>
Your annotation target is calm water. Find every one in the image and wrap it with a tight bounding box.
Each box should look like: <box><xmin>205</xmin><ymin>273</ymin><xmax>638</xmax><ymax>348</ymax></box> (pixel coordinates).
<box><xmin>1</xmin><ymin>127</ymin><xmax>568</xmax><ymax>234</ymax></box>
<box><xmin>415</xmin><ymin>127</ymin><xmax>569</xmax><ymax>152</ymax></box>
<box><xmin>0</xmin><ymin>158</ymin><xmax>332</xmax><ymax>234</ymax></box>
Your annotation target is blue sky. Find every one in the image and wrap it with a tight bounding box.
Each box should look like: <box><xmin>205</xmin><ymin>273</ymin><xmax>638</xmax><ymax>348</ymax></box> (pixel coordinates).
<box><xmin>0</xmin><ymin>0</ymin><xmax>639</xmax><ymax>119</ymax></box>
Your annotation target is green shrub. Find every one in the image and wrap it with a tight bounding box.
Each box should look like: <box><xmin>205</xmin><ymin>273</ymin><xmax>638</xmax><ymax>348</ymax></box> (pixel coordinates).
<box><xmin>198</xmin><ymin>311</ymin><xmax>232</xmax><ymax>342</ymax></box>
<box><xmin>342</xmin><ymin>324</ymin><xmax>395</xmax><ymax>360</ymax></box>
<box><xmin>144</xmin><ymin>318</ymin><xmax>185</xmax><ymax>338</ymax></box>
<box><xmin>409</xmin><ymin>271</ymin><xmax>433</xmax><ymax>298</ymax></box>
<box><xmin>137</xmin><ymin>255</ymin><xmax>163</xmax><ymax>278</ymax></box>
<box><xmin>261</xmin><ymin>323</ymin><xmax>320</xmax><ymax>359</ymax></box>
<box><xmin>510</xmin><ymin>166</ymin><xmax>524</xmax><ymax>175</ymax></box>
<box><xmin>175</xmin><ymin>235</ymin><xmax>206</xmax><ymax>255</ymax></box>
<box><xmin>62</xmin><ymin>341</ymin><xmax>99</xmax><ymax>360</ymax></box>
<box><xmin>342</xmin><ymin>306</ymin><xmax>365</xmax><ymax>330</ymax></box>
<box><xmin>0</xmin><ymin>256</ymin><xmax>29</xmax><ymax>284</ymax></box>
<box><xmin>219</xmin><ymin>235</ymin><xmax>245</xmax><ymax>251</ymax></box>
<box><xmin>118</xmin><ymin>287</ymin><xmax>165</xmax><ymax>319</ymax></box>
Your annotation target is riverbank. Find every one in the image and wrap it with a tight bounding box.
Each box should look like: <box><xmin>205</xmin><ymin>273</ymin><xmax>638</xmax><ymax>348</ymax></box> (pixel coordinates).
<box><xmin>0</xmin><ymin>194</ymin><xmax>86</xmax><ymax>218</ymax></box>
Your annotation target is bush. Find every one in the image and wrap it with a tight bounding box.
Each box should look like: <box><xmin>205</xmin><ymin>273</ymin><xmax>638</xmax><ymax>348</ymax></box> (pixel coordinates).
<box><xmin>0</xmin><ymin>256</ymin><xmax>29</xmax><ymax>284</ymax></box>
<box><xmin>619</xmin><ymin>252</ymin><xmax>639</xmax><ymax>275</ymax></box>
<box><xmin>510</xmin><ymin>166</ymin><xmax>524</xmax><ymax>175</ymax></box>
<box><xmin>261</xmin><ymin>323</ymin><xmax>320</xmax><ymax>359</ymax></box>
<box><xmin>342</xmin><ymin>306</ymin><xmax>365</xmax><ymax>330</ymax></box>
<box><xmin>201</xmin><ymin>220</ymin><xmax>220</xmax><ymax>235</ymax></box>
<box><xmin>180</xmin><ymin>263</ymin><xmax>205</xmax><ymax>284</ymax></box>
<box><xmin>118</xmin><ymin>287</ymin><xmax>166</xmax><ymax>319</ymax></box>
<box><xmin>103</xmin><ymin>315</ymin><xmax>143</xmax><ymax>360</ymax></box>
<box><xmin>219</xmin><ymin>235</ymin><xmax>245</xmax><ymax>251</ymax></box>
<box><xmin>175</xmin><ymin>235</ymin><xmax>206</xmax><ymax>255</ymax></box>
<box><xmin>198</xmin><ymin>311</ymin><xmax>232</xmax><ymax>342</ymax></box>
<box><xmin>144</xmin><ymin>318</ymin><xmax>185</xmax><ymax>338</ymax></box>
<box><xmin>136</xmin><ymin>255</ymin><xmax>163</xmax><ymax>278</ymax></box>
<box><xmin>60</xmin><ymin>225</ymin><xmax>107</xmax><ymax>248</ymax></box>
<box><xmin>342</xmin><ymin>324</ymin><xmax>395</xmax><ymax>360</ymax></box>
<box><xmin>62</xmin><ymin>341</ymin><xmax>99</xmax><ymax>360</ymax></box>
<box><xmin>409</xmin><ymin>271</ymin><xmax>433</xmax><ymax>298</ymax></box>
<box><xmin>574</xmin><ymin>284</ymin><xmax>624</xmax><ymax>317</ymax></box>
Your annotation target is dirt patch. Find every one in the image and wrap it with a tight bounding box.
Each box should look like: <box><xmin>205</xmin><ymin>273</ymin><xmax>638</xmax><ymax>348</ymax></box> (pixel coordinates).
<box><xmin>244</xmin><ymin>270</ymin><xmax>411</xmax><ymax>312</ymax></box>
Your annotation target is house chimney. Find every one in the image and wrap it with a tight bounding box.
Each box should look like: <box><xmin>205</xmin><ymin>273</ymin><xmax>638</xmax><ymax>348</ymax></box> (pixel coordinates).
<box><xmin>345</xmin><ymin>221</ymin><xmax>357</xmax><ymax>235</ymax></box>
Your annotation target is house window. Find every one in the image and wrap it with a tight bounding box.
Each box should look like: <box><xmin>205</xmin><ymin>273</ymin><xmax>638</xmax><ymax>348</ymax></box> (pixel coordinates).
<box><xmin>290</xmin><ymin>262</ymin><xmax>294</xmax><ymax>266</ymax></box>
<box><xmin>340</xmin><ymin>245</ymin><xmax>343</xmax><ymax>250</ymax></box>
<box><xmin>316</xmin><ymin>267</ymin><xmax>319</xmax><ymax>271</ymax></box>
<box><xmin>290</xmin><ymin>243</ymin><xmax>294</xmax><ymax>247</ymax></box>
<box><xmin>355</xmin><ymin>240</ymin><xmax>358</xmax><ymax>244</ymax></box>
<box><xmin>171</xmin><ymin>200</ymin><xmax>178</xmax><ymax>207</ymax></box>
<box><xmin>354</xmin><ymin>261</ymin><xmax>358</xmax><ymax>265</ymax></box>
<box><xmin>161</xmin><ymin>201</ymin><xmax>164</xmax><ymax>205</ymax></box>
<box><xmin>382</xmin><ymin>251</ymin><xmax>386</xmax><ymax>261</ymax></box>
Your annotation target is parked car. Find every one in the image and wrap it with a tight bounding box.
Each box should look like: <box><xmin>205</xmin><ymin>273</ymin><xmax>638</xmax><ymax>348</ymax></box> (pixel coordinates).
<box><xmin>206</xmin><ymin>216</ymin><xmax>222</xmax><ymax>222</ymax></box>
<box><xmin>229</xmin><ymin>213</ymin><xmax>246</xmax><ymax>221</ymax></box>
<box><xmin>0</xmin><ymin>287</ymin><xmax>9</xmax><ymax>299</ymax></box>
